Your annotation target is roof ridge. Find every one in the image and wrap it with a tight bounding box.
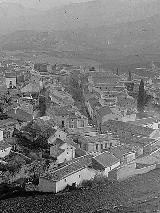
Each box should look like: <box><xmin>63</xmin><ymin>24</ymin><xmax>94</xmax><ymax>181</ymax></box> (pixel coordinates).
<box><xmin>48</xmin><ymin>154</ymin><xmax>91</xmax><ymax>174</ymax></box>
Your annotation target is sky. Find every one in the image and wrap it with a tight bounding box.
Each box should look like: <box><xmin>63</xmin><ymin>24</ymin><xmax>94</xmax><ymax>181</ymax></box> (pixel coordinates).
<box><xmin>0</xmin><ymin>0</ymin><xmax>94</xmax><ymax>10</ymax></box>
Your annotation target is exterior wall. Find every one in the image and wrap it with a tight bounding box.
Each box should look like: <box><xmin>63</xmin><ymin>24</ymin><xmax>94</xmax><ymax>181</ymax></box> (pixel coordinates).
<box><xmin>0</xmin><ymin>130</ymin><xmax>3</xmax><ymax>141</ymax></box>
<box><xmin>126</xmin><ymin>152</ymin><xmax>136</xmax><ymax>163</ymax></box>
<box><xmin>104</xmin><ymin>167</ymin><xmax>110</xmax><ymax>176</ymax></box>
<box><xmin>111</xmin><ymin>161</ymin><xmax>121</xmax><ymax>170</ymax></box>
<box><xmin>82</xmin><ymin>139</ymin><xmax>119</xmax><ymax>154</ymax></box>
<box><xmin>141</xmin><ymin>123</ymin><xmax>159</xmax><ymax>129</ymax></box>
<box><xmin>101</xmin><ymin>114</ymin><xmax>116</xmax><ymax>124</ymax></box>
<box><xmin>0</xmin><ymin>147</ymin><xmax>12</xmax><ymax>158</ymax></box>
<box><xmin>104</xmin><ymin>161</ymin><xmax>120</xmax><ymax>177</ymax></box>
<box><xmin>55</xmin><ymin>116</ymin><xmax>68</xmax><ymax>128</ymax></box>
<box><xmin>56</xmin><ymin>167</ymin><xmax>95</xmax><ymax>193</ymax></box>
<box><xmin>143</xmin><ymin>144</ymin><xmax>152</xmax><ymax>155</ymax></box>
<box><xmin>55</xmin><ymin>130</ymin><xmax>67</xmax><ymax>141</ymax></box>
<box><xmin>48</xmin><ymin>130</ymin><xmax>67</xmax><ymax>144</ymax></box>
<box><xmin>109</xmin><ymin>162</ymin><xmax>156</xmax><ymax>181</ymax></box>
<box><xmin>68</xmin><ymin>118</ymin><xmax>77</xmax><ymax>129</ymax></box>
<box><xmin>38</xmin><ymin>178</ymin><xmax>56</xmax><ymax>192</ymax></box>
<box><xmin>57</xmin><ymin>147</ymin><xmax>75</xmax><ymax>164</ymax></box>
<box><xmin>122</xmin><ymin>114</ymin><xmax>136</xmax><ymax>122</ymax></box>
<box><xmin>2</xmin><ymin>126</ymin><xmax>14</xmax><ymax>139</ymax></box>
<box><xmin>6</xmin><ymin>77</ymin><xmax>16</xmax><ymax>88</ymax></box>
<box><xmin>77</xmin><ymin>118</ymin><xmax>88</xmax><ymax>128</ymax></box>
<box><xmin>118</xmin><ymin>163</ymin><xmax>156</xmax><ymax>181</ymax></box>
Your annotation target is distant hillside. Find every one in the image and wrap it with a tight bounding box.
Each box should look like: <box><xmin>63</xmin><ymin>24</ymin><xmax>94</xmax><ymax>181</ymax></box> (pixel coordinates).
<box><xmin>1</xmin><ymin>12</ymin><xmax>160</xmax><ymax>63</ymax></box>
<box><xmin>1</xmin><ymin>0</ymin><xmax>160</xmax><ymax>68</ymax></box>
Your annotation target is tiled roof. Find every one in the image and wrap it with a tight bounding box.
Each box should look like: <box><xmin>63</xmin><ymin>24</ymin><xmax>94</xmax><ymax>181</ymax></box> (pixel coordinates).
<box><xmin>136</xmin><ymin>112</ymin><xmax>150</xmax><ymax>119</ymax></box>
<box><xmin>113</xmin><ymin>133</ymin><xmax>155</xmax><ymax>147</ymax></box>
<box><xmin>6</xmin><ymin>108</ymin><xmax>33</xmax><ymax>122</ymax></box>
<box><xmin>5</xmin><ymin>72</ymin><xmax>16</xmax><ymax>78</ymax></box>
<box><xmin>102</xmin><ymin>120</ymin><xmax>154</xmax><ymax>137</ymax></box>
<box><xmin>88</xmin><ymin>97</ymin><xmax>101</xmax><ymax>109</ymax></box>
<box><xmin>89</xmin><ymin>71</ymin><xmax>116</xmax><ymax>78</ymax></box>
<box><xmin>0</xmin><ymin>118</ymin><xmax>18</xmax><ymax>127</ymax></box>
<box><xmin>21</xmin><ymin>82</ymin><xmax>41</xmax><ymax>93</ymax></box>
<box><xmin>41</xmin><ymin>155</ymin><xmax>92</xmax><ymax>181</ymax></box>
<box><xmin>0</xmin><ymin>140</ymin><xmax>12</xmax><ymax>150</ymax></box>
<box><xmin>110</xmin><ymin>145</ymin><xmax>133</xmax><ymax>159</ymax></box>
<box><xmin>129</xmin><ymin>117</ymin><xmax>159</xmax><ymax>126</ymax></box>
<box><xmin>96</xmin><ymin>106</ymin><xmax>113</xmax><ymax>118</ymax></box>
<box><xmin>94</xmin><ymin>151</ymin><xmax>119</xmax><ymax>168</ymax></box>
<box><xmin>117</xmin><ymin>96</ymin><xmax>136</xmax><ymax>109</ymax></box>
<box><xmin>51</xmin><ymin>138</ymin><xmax>66</xmax><ymax>147</ymax></box>
<box><xmin>93</xmin><ymin>77</ymin><xmax>119</xmax><ymax>85</ymax></box>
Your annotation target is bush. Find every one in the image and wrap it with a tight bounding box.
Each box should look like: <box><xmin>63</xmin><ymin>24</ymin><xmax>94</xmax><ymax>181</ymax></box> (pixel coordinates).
<box><xmin>81</xmin><ymin>180</ymin><xmax>92</xmax><ymax>189</ymax></box>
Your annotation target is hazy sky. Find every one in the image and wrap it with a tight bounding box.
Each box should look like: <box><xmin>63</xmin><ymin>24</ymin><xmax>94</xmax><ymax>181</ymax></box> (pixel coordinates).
<box><xmin>0</xmin><ymin>0</ymin><xmax>94</xmax><ymax>10</ymax></box>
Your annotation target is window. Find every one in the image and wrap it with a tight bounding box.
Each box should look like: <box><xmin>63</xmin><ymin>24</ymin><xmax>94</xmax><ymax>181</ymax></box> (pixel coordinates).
<box><xmin>62</xmin><ymin>120</ymin><xmax>65</xmax><ymax>127</ymax></box>
<box><xmin>79</xmin><ymin>120</ymin><xmax>84</xmax><ymax>127</ymax></box>
<box><xmin>79</xmin><ymin>175</ymin><xmax>80</xmax><ymax>178</ymax></box>
<box><xmin>105</xmin><ymin>143</ymin><xmax>108</xmax><ymax>149</ymax></box>
<box><xmin>96</xmin><ymin>144</ymin><xmax>99</xmax><ymax>151</ymax></box>
<box><xmin>83</xmin><ymin>144</ymin><xmax>87</xmax><ymax>151</ymax></box>
<box><xmin>65</xmin><ymin>179</ymin><xmax>66</xmax><ymax>182</ymax></box>
<box><xmin>101</xmin><ymin>144</ymin><xmax>103</xmax><ymax>150</ymax></box>
<box><xmin>9</xmin><ymin>81</ymin><xmax>13</xmax><ymax>88</ymax></box>
<box><xmin>3</xmin><ymin>131</ymin><xmax>10</xmax><ymax>139</ymax></box>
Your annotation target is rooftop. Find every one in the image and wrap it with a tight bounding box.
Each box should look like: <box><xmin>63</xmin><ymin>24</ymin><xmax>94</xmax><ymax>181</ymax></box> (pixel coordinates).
<box><xmin>110</xmin><ymin>145</ymin><xmax>133</xmax><ymax>159</ymax></box>
<box><xmin>5</xmin><ymin>72</ymin><xmax>16</xmax><ymax>78</ymax></box>
<box><xmin>102</xmin><ymin>120</ymin><xmax>154</xmax><ymax>137</ymax></box>
<box><xmin>41</xmin><ymin>155</ymin><xmax>92</xmax><ymax>181</ymax></box>
<box><xmin>6</xmin><ymin>108</ymin><xmax>33</xmax><ymax>122</ymax></box>
<box><xmin>94</xmin><ymin>151</ymin><xmax>119</xmax><ymax>168</ymax></box>
<box><xmin>96</xmin><ymin>106</ymin><xmax>113</xmax><ymax>118</ymax></box>
<box><xmin>0</xmin><ymin>118</ymin><xmax>18</xmax><ymax>127</ymax></box>
<box><xmin>0</xmin><ymin>140</ymin><xmax>12</xmax><ymax>150</ymax></box>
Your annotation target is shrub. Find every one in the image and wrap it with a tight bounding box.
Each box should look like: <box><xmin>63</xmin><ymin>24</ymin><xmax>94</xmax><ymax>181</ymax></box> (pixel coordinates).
<box><xmin>81</xmin><ymin>180</ymin><xmax>92</xmax><ymax>189</ymax></box>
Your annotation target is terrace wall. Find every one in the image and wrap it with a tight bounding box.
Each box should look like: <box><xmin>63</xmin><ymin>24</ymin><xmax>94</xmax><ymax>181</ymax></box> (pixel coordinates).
<box><xmin>108</xmin><ymin>163</ymin><xmax>156</xmax><ymax>181</ymax></box>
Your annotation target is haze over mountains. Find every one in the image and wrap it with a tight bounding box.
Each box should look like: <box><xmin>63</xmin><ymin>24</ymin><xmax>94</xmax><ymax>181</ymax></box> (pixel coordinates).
<box><xmin>0</xmin><ymin>0</ymin><xmax>160</xmax><ymax>66</ymax></box>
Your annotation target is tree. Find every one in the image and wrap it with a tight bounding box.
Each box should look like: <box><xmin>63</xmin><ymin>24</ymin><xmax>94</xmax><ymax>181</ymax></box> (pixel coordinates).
<box><xmin>128</xmin><ymin>71</ymin><xmax>132</xmax><ymax>81</ymax></box>
<box><xmin>137</xmin><ymin>79</ymin><xmax>145</xmax><ymax>112</ymax></box>
<box><xmin>126</xmin><ymin>72</ymin><xmax>134</xmax><ymax>92</ymax></box>
<box><xmin>39</xmin><ymin>95</ymin><xmax>46</xmax><ymax>116</ymax></box>
<box><xmin>116</xmin><ymin>68</ymin><xmax>119</xmax><ymax>76</ymax></box>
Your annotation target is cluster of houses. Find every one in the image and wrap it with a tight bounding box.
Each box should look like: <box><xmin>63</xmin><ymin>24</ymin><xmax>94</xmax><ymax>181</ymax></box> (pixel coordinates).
<box><xmin>0</xmin><ymin>58</ymin><xmax>160</xmax><ymax>194</ymax></box>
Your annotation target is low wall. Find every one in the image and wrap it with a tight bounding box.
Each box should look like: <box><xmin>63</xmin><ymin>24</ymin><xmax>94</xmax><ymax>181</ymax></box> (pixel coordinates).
<box><xmin>108</xmin><ymin>163</ymin><xmax>156</xmax><ymax>181</ymax></box>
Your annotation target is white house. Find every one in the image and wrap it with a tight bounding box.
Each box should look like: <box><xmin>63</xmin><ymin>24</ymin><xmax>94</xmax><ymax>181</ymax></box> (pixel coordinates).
<box><xmin>5</xmin><ymin>72</ymin><xmax>16</xmax><ymax>89</ymax></box>
<box><xmin>38</xmin><ymin>155</ymin><xmax>95</xmax><ymax>193</ymax></box>
<box><xmin>92</xmin><ymin>151</ymin><xmax>120</xmax><ymax>177</ymax></box>
<box><xmin>49</xmin><ymin>138</ymin><xmax>75</xmax><ymax>164</ymax></box>
<box><xmin>48</xmin><ymin>127</ymin><xmax>67</xmax><ymax>144</ymax></box>
<box><xmin>0</xmin><ymin>141</ymin><xmax>12</xmax><ymax>158</ymax></box>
